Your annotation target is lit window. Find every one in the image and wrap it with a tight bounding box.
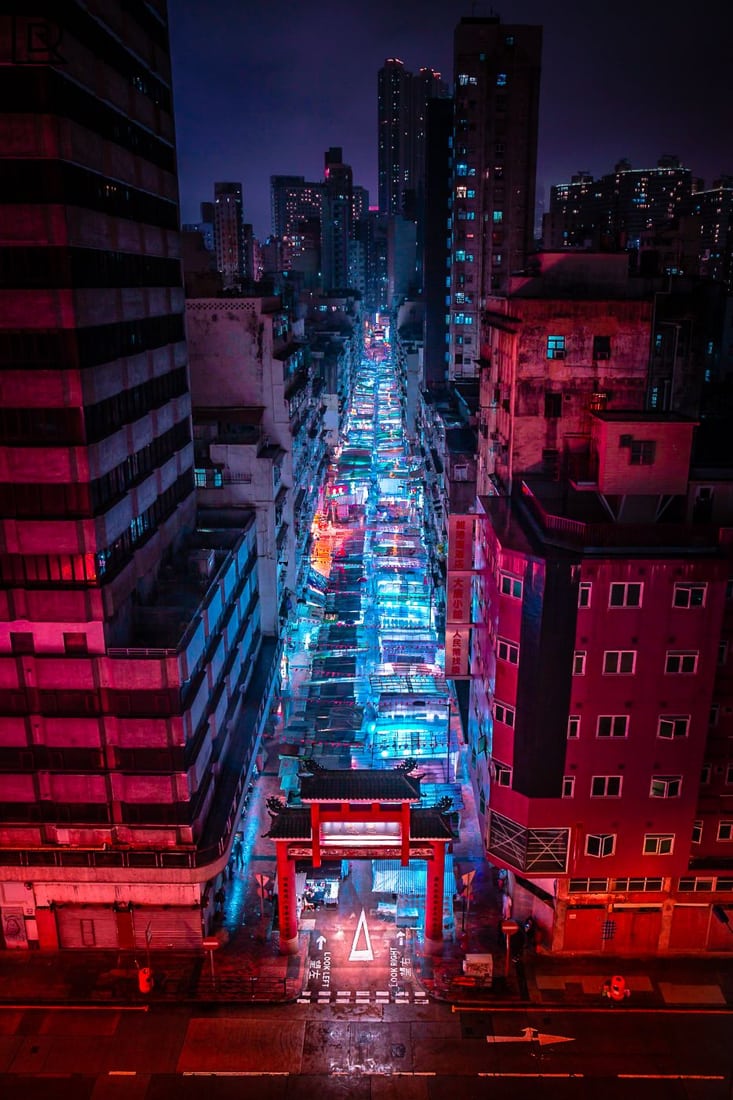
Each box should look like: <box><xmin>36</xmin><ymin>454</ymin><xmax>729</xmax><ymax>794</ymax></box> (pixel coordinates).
<box><xmin>567</xmin><ymin>715</ymin><xmax>580</xmax><ymax>739</ymax></box>
<box><xmin>456</xmin><ymin>186</ymin><xmax>468</xmax><ymax>199</ymax></box>
<box><xmin>547</xmin><ymin>335</ymin><xmax>565</xmax><ymax>360</ymax></box>
<box><xmin>673</xmin><ymin>583</ymin><xmax>707</xmax><ymax>608</ymax></box>
<box><xmin>586</xmin><ymin>833</ymin><xmax>615</xmax><ymax>858</ymax></box>
<box><xmin>591</xmin><ymin>776</ymin><xmax>623</xmax><ymax>797</ymax></box>
<box><xmin>609</xmin><ymin>582</ymin><xmax>643</xmax><ymax>607</ymax></box>
<box><xmin>493</xmin><ymin>210</ymin><xmax>504</xmax><ymax>222</ymax></box>
<box><xmin>603</xmin><ymin>650</ymin><xmax>636</xmax><ymax>674</ymax></box>
<box><xmin>572</xmin><ymin>651</ymin><xmax>586</xmax><ymax>675</ymax></box>
<box><xmin>578</xmin><ymin>582</ymin><xmax>591</xmax><ymax>608</ymax></box>
<box><xmin>597</xmin><ymin>715</ymin><xmax>628</xmax><ymax>738</ymax></box>
<box><xmin>657</xmin><ymin>716</ymin><xmax>689</xmax><ymax>739</ymax></box>
<box><xmin>455</xmin><ymin>249</ymin><xmax>466</xmax><ymax>262</ymax></box>
<box><xmin>494</xmin><ymin>701</ymin><xmax>515</xmax><ymax>727</ymax></box>
<box><xmin>643</xmin><ymin>834</ymin><xmax>674</xmax><ymax>855</ymax></box>
<box><xmin>665</xmin><ymin>651</ymin><xmax>698</xmax><ymax>674</ymax></box>
<box><xmin>497</xmin><ymin>637</ymin><xmax>519</xmax><ymax>664</ymax></box>
<box><xmin>500</xmin><ymin>573</ymin><xmax>522</xmax><ymax>599</ymax></box>
<box><xmin>562</xmin><ymin>776</ymin><xmax>575</xmax><ymax>797</ymax></box>
<box><xmin>650</xmin><ymin>775</ymin><xmax>682</xmax><ymax>798</ymax></box>
<box><xmin>496</xmin><ymin>73</ymin><xmax>507</xmax><ymax>86</ymax></box>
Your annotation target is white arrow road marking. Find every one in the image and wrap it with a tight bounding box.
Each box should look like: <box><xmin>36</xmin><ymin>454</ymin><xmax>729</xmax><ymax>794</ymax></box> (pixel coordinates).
<box><xmin>487</xmin><ymin>1027</ymin><xmax>574</xmax><ymax>1047</ymax></box>
<box><xmin>316</xmin><ymin>934</ymin><xmax>327</xmax><ymax>950</ymax></box>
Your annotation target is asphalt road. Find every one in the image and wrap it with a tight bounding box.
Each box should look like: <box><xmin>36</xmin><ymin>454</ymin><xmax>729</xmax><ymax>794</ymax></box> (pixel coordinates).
<box><xmin>0</xmin><ymin>1002</ymin><xmax>731</xmax><ymax>1098</ymax></box>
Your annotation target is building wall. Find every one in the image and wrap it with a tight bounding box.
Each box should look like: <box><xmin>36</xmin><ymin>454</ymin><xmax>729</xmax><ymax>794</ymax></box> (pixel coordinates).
<box><xmin>468</xmin><ymin>483</ymin><xmax>733</xmax><ymax>953</ymax></box>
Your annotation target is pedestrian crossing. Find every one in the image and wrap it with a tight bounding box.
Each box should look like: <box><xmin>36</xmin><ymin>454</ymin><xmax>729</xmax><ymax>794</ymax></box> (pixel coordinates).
<box><xmin>297</xmin><ymin>986</ymin><xmax>430</xmax><ymax>1005</ymax></box>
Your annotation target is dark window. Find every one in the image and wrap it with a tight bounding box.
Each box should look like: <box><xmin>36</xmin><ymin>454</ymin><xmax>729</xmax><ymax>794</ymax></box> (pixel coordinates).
<box><xmin>630</xmin><ymin>440</ymin><xmax>656</xmax><ymax>465</ymax></box>
<box><xmin>593</xmin><ymin>335</ymin><xmax>611</xmax><ymax>359</ymax></box>
<box><xmin>9</xmin><ymin>632</ymin><xmax>34</xmax><ymax>655</ymax></box>
<box><xmin>544</xmin><ymin>392</ymin><xmax>562</xmax><ymax>418</ymax></box>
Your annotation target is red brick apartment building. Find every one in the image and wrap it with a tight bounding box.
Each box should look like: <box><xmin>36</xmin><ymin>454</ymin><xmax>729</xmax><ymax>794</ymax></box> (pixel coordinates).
<box><xmin>466</xmin><ymin>411</ymin><xmax>733</xmax><ymax>953</ymax></box>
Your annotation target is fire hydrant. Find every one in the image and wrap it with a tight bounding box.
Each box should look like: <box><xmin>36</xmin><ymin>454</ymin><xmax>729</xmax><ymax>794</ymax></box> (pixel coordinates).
<box><xmin>602</xmin><ymin>974</ymin><xmax>630</xmax><ymax>1002</ymax></box>
<box><xmin>137</xmin><ymin>966</ymin><xmax>154</xmax><ymax>994</ymax></box>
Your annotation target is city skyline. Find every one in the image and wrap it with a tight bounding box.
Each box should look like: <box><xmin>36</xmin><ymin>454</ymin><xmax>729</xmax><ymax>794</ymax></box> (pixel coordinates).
<box><xmin>169</xmin><ymin>0</ymin><xmax>732</xmax><ymax>239</ymax></box>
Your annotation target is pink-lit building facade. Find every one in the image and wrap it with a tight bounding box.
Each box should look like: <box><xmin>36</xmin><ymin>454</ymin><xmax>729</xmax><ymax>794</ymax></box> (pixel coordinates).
<box><xmin>0</xmin><ymin>2</ymin><xmax>278</xmax><ymax>950</ymax></box>
<box><xmin>466</xmin><ymin>412</ymin><xmax>733</xmax><ymax>953</ymax></box>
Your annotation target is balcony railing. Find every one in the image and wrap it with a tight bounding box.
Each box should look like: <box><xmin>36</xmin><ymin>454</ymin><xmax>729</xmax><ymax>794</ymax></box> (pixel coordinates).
<box><xmin>520</xmin><ymin>481</ymin><xmax>720</xmax><ymax>551</ymax></box>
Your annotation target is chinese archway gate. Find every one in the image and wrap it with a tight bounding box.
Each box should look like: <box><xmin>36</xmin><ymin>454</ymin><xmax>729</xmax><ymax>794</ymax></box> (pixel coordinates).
<box><xmin>265</xmin><ymin>763</ymin><xmax>455</xmax><ymax>954</ymax></box>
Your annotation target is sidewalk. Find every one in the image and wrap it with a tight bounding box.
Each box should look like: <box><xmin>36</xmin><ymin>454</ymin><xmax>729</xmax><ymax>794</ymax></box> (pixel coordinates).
<box><xmin>0</xmin><ymin>931</ymin><xmax>731</xmax><ymax>1010</ymax></box>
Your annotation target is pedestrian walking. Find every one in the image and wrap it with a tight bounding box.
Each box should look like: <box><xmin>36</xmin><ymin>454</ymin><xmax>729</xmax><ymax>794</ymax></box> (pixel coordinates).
<box><xmin>214</xmin><ymin>886</ymin><xmax>225</xmax><ymax>915</ymax></box>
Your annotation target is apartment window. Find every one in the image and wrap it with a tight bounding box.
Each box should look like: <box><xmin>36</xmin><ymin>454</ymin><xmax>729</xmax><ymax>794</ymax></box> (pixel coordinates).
<box><xmin>701</xmin><ymin>763</ymin><xmax>712</xmax><ymax>784</ymax></box>
<box><xmin>710</xmin><ymin>704</ymin><xmax>720</xmax><ymax>727</ymax></box>
<box><xmin>603</xmin><ymin>650</ymin><xmax>636</xmax><ymax>674</ymax></box>
<box><xmin>544</xmin><ymin>392</ymin><xmax>562</xmax><ymax>418</ymax></box>
<box><xmin>657</xmin><ymin>715</ymin><xmax>690</xmax><ymax>739</ymax></box>
<box><xmin>643</xmin><ymin>834</ymin><xmax>674</xmax><ymax>855</ymax></box>
<box><xmin>494</xmin><ymin>142</ymin><xmax>505</xmax><ymax>156</ymax></box>
<box><xmin>9</xmin><ymin>632</ymin><xmax>34</xmax><ymax>654</ymax></box>
<box><xmin>726</xmin><ymin>579</ymin><xmax>733</xmax><ymax>602</ymax></box>
<box><xmin>497</xmin><ymin>638</ymin><xmax>519</xmax><ymax>664</ymax></box>
<box><xmin>578</xmin><ymin>582</ymin><xmax>591</xmax><ymax>608</ymax></box>
<box><xmin>718</xmin><ymin>822</ymin><xmax>733</xmax><ymax>841</ymax></box>
<box><xmin>500</xmin><ymin>573</ymin><xmax>522</xmax><ymax>599</ymax></box>
<box><xmin>591</xmin><ymin>775</ymin><xmax>623</xmax><ymax>797</ymax></box>
<box><xmin>593</xmin><ymin>334</ymin><xmax>611</xmax><ymax>359</ymax></box>
<box><xmin>665</xmin><ymin>650</ymin><xmax>698</xmax><ymax>674</ymax></box>
<box><xmin>562</xmin><ymin>776</ymin><xmax>575</xmax><ymax>798</ymax></box>
<box><xmin>63</xmin><ymin>632</ymin><xmax>88</xmax><ymax>655</ymax></box>
<box><xmin>692</xmin><ymin>821</ymin><xmax>703</xmax><ymax>844</ymax></box>
<box><xmin>609</xmin><ymin>582</ymin><xmax>643</xmax><ymax>608</ymax></box>
<box><xmin>630</xmin><ymin>439</ymin><xmax>656</xmax><ymax>465</ymax></box>
<box><xmin>673</xmin><ymin>582</ymin><xmax>707</xmax><ymax>608</ymax></box>
<box><xmin>493</xmin><ymin>760</ymin><xmax>512</xmax><ymax>787</ymax></box>
<box><xmin>572</xmin><ymin>651</ymin><xmax>586</xmax><ymax>675</ymax></box>
<box><xmin>493</xmin><ymin>210</ymin><xmax>504</xmax><ymax>223</ymax></box>
<box><xmin>586</xmin><ymin>833</ymin><xmax>615</xmax><ymax>858</ymax></box>
<box><xmin>726</xmin><ymin>764</ymin><xmax>733</xmax><ymax>785</ymax></box>
<box><xmin>719</xmin><ymin>641</ymin><xmax>729</xmax><ymax>666</ymax></box>
<box><xmin>569</xmin><ymin>878</ymin><xmax>609</xmax><ymax>892</ymax></box>
<box><xmin>496</xmin><ymin>72</ymin><xmax>507</xmax><ymax>86</ymax></box>
<box><xmin>567</xmin><ymin>715</ymin><xmax>580</xmax><ymax>739</ymax></box>
<box><xmin>589</xmin><ymin>391</ymin><xmax>608</xmax><ymax>411</ymax></box>
<box><xmin>494</xmin><ymin>701</ymin><xmax>515</xmax><ymax>727</ymax></box>
<box><xmin>650</xmin><ymin>775</ymin><xmax>682</xmax><ymax>798</ymax></box>
<box><xmin>547</xmin><ymin>335</ymin><xmax>565</xmax><ymax>360</ymax></box>
<box><xmin>612</xmin><ymin>877</ymin><xmax>664</xmax><ymax>892</ymax></box>
<box><xmin>597</xmin><ymin>715</ymin><xmax>629</xmax><ymax>738</ymax></box>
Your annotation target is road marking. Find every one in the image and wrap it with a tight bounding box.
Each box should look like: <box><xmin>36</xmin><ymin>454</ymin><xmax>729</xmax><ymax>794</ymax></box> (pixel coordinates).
<box><xmin>183</xmin><ymin>1072</ymin><xmax>290</xmax><ymax>1077</ymax></box>
<box><xmin>108</xmin><ymin>1071</ymin><xmax>137</xmax><ymax>1076</ymax></box>
<box><xmin>487</xmin><ymin>1027</ymin><xmax>574</xmax><ymax>1047</ymax></box>
<box><xmin>618</xmin><ymin>1075</ymin><xmax>724</xmax><ymax>1081</ymax></box>
<box><xmin>480</xmin><ymin>1073</ymin><xmax>583</xmax><ymax>1079</ymax></box>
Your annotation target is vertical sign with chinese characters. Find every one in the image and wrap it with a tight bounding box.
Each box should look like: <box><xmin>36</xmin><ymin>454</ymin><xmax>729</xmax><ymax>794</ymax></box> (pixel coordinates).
<box><xmin>446</xmin><ymin>514</ymin><xmax>476</xmax><ymax>678</ymax></box>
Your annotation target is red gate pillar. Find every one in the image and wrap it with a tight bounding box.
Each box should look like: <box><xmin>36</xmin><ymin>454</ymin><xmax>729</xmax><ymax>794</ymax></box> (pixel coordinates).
<box><xmin>276</xmin><ymin>841</ymin><xmax>299</xmax><ymax>954</ymax></box>
<box><xmin>425</xmin><ymin>841</ymin><xmax>446</xmax><ymax>953</ymax></box>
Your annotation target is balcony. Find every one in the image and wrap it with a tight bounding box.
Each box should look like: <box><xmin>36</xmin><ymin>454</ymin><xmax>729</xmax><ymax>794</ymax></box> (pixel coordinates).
<box><xmin>519</xmin><ymin>479</ymin><xmax>720</xmax><ymax>552</ymax></box>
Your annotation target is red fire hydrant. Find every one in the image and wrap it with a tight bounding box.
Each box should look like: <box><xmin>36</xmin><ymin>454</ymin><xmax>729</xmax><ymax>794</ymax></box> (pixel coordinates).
<box><xmin>602</xmin><ymin>974</ymin><xmax>630</xmax><ymax>1002</ymax></box>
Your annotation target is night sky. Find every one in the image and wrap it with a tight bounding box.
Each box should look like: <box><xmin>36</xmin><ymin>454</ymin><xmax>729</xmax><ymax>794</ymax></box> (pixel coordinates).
<box><xmin>169</xmin><ymin>0</ymin><xmax>732</xmax><ymax>241</ymax></box>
